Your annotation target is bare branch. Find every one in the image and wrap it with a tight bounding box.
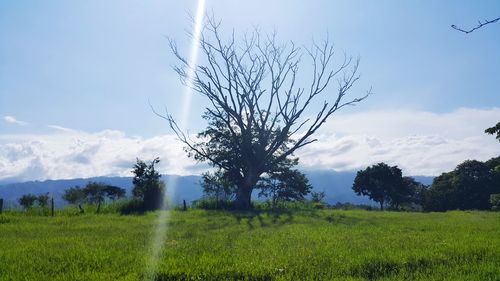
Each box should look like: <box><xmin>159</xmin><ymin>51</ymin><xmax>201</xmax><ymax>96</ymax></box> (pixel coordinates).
<box><xmin>451</xmin><ymin>17</ymin><xmax>500</xmax><ymax>34</ymax></box>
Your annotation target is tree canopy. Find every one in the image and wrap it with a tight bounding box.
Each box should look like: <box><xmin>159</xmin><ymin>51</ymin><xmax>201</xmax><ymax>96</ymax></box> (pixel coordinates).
<box><xmin>132</xmin><ymin>157</ymin><xmax>165</xmax><ymax>210</ymax></box>
<box><xmin>352</xmin><ymin>163</ymin><xmax>422</xmax><ymax>210</ymax></box>
<box><xmin>423</xmin><ymin>157</ymin><xmax>500</xmax><ymax>211</ymax></box>
<box><xmin>18</xmin><ymin>194</ymin><xmax>37</xmax><ymax>209</ymax></box>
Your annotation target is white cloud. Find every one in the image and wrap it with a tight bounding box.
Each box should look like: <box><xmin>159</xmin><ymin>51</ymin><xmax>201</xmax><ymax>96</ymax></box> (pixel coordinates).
<box><xmin>48</xmin><ymin>124</ymin><xmax>76</xmax><ymax>132</ymax></box>
<box><xmin>0</xmin><ymin>129</ymin><xmax>204</xmax><ymax>182</ymax></box>
<box><xmin>0</xmin><ymin>107</ymin><xmax>498</xmax><ymax>182</ymax></box>
<box><xmin>3</xmin><ymin>116</ymin><xmax>29</xmax><ymax>126</ymax></box>
<box><xmin>297</xmin><ymin>107</ymin><xmax>500</xmax><ymax>175</ymax></box>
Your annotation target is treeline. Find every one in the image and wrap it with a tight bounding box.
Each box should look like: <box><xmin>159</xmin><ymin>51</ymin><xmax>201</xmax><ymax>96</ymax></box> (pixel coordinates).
<box><xmin>10</xmin><ymin>156</ymin><xmax>500</xmax><ymax>214</ymax></box>
<box><xmin>423</xmin><ymin>157</ymin><xmax>499</xmax><ymax>211</ymax></box>
<box><xmin>353</xmin><ymin>156</ymin><xmax>500</xmax><ymax>211</ymax></box>
<box><xmin>12</xmin><ymin>158</ymin><xmax>165</xmax><ymax>214</ymax></box>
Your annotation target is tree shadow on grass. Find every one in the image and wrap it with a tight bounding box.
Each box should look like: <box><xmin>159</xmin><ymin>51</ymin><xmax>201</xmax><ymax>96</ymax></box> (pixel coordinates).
<box><xmin>233</xmin><ymin>209</ymin><xmax>294</xmax><ymax>229</ymax></box>
<box><xmin>197</xmin><ymin>208</ymin><xmax>363</xmax><ymax>231</ymax></box>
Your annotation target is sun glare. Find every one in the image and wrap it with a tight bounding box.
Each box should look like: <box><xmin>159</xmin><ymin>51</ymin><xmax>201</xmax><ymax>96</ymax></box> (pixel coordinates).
<box><xmin>145</xmin><ymin>0</ymin><xmax>206</xmax><ymax>279</ymax></box>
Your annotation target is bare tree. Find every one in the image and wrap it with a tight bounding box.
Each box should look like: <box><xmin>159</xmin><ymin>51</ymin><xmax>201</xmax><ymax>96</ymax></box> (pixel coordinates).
<box><xmin>452</xmin><ymin>17</ymin><xmax>500</xmax><ymax>34</ymax></box>
<box><xmin>162</xmin><ymin>17</ymin><xmax>370</xmax><ymax>209</ymax></box>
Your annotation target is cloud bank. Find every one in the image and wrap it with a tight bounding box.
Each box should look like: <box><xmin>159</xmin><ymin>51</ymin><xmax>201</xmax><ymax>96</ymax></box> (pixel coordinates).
<box><xmin>298</xmin><ymin>107</ymin><xmax>499</xmax><ymax>175</ymax></box>
<box><xmin>0</xmin><ymin>107</ymin><xmax>498</xmax><ymax>182</ymax></box>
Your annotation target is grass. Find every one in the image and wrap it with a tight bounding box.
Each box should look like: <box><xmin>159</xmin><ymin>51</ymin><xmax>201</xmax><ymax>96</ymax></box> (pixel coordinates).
<box><xmin>0</xmin><ymin>209</ymin><xmax>499</xmax><ymax>280</ymax></box>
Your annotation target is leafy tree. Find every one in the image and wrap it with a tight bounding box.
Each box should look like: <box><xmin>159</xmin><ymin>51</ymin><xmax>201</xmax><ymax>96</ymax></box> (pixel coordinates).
<box><xmin>18</xmin><ymin>194</ymin><xmax>37</xmax><ymax>209</ymax></box>
<box><xmin>490</xmin><ymin>194</ymin><xmax>500</xmax><ymax>211</ymax></box>
<box><xmin>352</xmin><ymin>163</ymin><xmax>410</xmax><ymax>210</ymax></box>
<box><xmin>311</xmin><ymin>191</ymin><xmax>326</xmax><ymax>203</ymax></box>
<box><xmin>62</xmin><ymin>186</ymin><xmax>86</xmax><ymax>213</ymax></box>
<box><xmin>36</xmin><ymin>193</ymin><xmax>50</xmax><ymax>208</ymax></box>
<box><xmin>132</xmin><ymin>158</ymin><xmax>165</xmax><ymax>210</ymax></box>
<box><xmin>201</xmin><ymin>170</ymin><xmax>236</xmax><ymax>202</ymax></box>
<box><xmin>422</xmin><ymin>172</ymin><xmax>456</xmax><ymax>212</ymax></box>
<box><xmin>258</xmin><ymin>168</ymin><xmax>312</xmax><ymax>206</ymax></box>
<box><xmin>400</xmin><ymin>176</ymin><xmax>427</xmax><ymax>208</ymax></box>
<box><xmin>84</xmin><ymin>182</ymin><xmax>108</xmax><ymax>214</ymax></box>
<box><xmin>163</xmin><ymin>17</ymin><xmax>369</xmax><ymax>209</ymax></box>
<box><xmin>485</xmin><ymin>122</ymin><xmax>500</xmax><ymax>142</ymax></box>
<box><xmin>453</xmin><ymin>160</ymin><xmax>497</xmax><ymax>210</ymax></box>
<box><xmin>423</xmin><ymin>158</ymin><xmax>500</xmax><ymax>211</ymax></box>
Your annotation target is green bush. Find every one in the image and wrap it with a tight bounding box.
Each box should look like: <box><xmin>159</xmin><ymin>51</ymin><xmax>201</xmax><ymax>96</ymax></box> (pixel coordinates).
<box><xmin>490</xmin><ymin>194</ymin><xmax>500</xmax><ymax>211</ymax></box>
<box><xmin>119</xmin><ymin>199</ymin><xmax>146</xmax><ymax>215</ymax></box>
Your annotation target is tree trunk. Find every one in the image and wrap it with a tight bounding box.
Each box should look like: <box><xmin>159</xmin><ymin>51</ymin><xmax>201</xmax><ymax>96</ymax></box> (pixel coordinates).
<box><xmin>235</xmin><ymin>186</ymin><xmax>253</xmax><ymax>209</ymax></box>
<box><xmin>78</xmin><ymin>204</ymin><xmax>84</xmax><ymax>214</ymax></box>
<box><xmin>234</xmin><ymin>171</ymin><xmax>259</xmax><ymax>210</ymax></box>
<box><xmin>380</xmin><ymin>201</ymin><xmax>384</xmax><ymax>211</ymax></box>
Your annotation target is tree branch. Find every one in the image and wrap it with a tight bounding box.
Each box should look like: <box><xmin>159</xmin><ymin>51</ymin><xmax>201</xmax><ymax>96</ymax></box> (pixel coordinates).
<box><xmin>451</xmin><ymin>17</ymin><xmax>500</xmax><ymax>34</ymax></box>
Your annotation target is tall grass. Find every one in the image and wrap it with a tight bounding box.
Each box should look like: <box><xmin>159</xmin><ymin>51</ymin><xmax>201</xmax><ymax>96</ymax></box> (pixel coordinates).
<box><xmin>0</xmin><ymin>209</ymin><xmax>499</xmax><ymax>280</ymax></box>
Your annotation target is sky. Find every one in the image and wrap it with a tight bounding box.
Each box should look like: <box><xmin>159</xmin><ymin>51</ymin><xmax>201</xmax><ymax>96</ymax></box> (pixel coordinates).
<box><xmin>0</xmin><ymin>0</ymin><xmax>499</xmax><ymax>182</ymax></box>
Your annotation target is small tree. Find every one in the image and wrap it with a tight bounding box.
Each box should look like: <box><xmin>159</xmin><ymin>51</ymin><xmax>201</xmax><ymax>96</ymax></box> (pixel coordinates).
<box><xmin>62</xmin><ymin>186</ymin><xmax>86</xmax><ymax>213</ymax></box>
<box><xmin>258</xmin><ymin>168</ymin><xmax>312</xmax><ymax>206</ymax></box>
<box><xmin>311</xmin><ymin>191</ymin><xmax>326</xmax><ymax>203</ymax></box>
<box><xmin>18</xmin><ymin>194</ymin><xmax>37</xmax><ymax>209</ymax></box>
<box><xmin>132</xmin><ymin>158</ymin><xmax>165</xmax><ymax>210</ymax></box>
<box><xmin>36</xmin><ymin>193</ymin><xmax>50</xmax><ymax>208</ymax></box>
<box><xmin>84</xmin><ymin>182</ymin><xmax>108</xmax><ymax>214</ymax></box>
<box><xmin>352</xmin><ymin>163</ymin><xmax>408</xmax><ymax>210</ymax></box>
<box><xmin>201</xmin><ymin>170</ymin><xmax>236</xmax><ymax>202</ymax></box>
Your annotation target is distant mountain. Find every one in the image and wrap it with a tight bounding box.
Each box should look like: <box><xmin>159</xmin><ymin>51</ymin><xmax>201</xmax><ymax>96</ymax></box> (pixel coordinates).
<box><xmin>304</xmin><ymin>170</ymin><xmax>368</xmax><ymax>204</ymax></box>
<box><xmin>0</xmin><ymin>171</ymin><xmax>434</xmax><ymax>209</ymax></box>
<box><xmin>412</xmin><ymin>176</ymin><xmax>434</xmax><ymax>186</ymax></box>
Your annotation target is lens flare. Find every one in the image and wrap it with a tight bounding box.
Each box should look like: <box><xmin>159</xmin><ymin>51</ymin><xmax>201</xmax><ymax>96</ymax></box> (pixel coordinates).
<box><xmin>144</xmin><ymin>0</ymin><xmax>205</xmax><ymax>279</ymax></box>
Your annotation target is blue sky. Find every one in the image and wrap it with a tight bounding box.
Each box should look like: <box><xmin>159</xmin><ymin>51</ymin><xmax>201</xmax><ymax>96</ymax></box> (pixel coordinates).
<box><xmin>0</xmin><ymin>1</ymin><xmax>499</xmax><ymax>181</ymax></box>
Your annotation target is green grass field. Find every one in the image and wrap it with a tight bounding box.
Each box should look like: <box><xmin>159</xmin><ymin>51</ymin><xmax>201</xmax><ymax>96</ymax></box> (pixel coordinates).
<box><xmin>1</xmin><ymin>209</ymin><xmax>499</xmax><ymax>281</ymax></box>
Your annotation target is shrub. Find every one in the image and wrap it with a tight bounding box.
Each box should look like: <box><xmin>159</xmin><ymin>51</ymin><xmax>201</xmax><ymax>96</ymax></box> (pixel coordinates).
<box><xmin>119</xmin><ymin>199</ymin><xmax>146</xmax><ymax>215</ymax></box>
<box><xmin>490</xmin><ymin>194</ymin><xmax>500</xmax><ymax>211</ymax></box>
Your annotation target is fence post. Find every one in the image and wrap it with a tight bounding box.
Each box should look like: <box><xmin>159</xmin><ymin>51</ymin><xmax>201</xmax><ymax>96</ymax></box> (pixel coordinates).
<box><xmin>51</xmin><ymin>197</ymin><xmax>54</xmax><ymax>217</ymax></box>
<box><xmin>0</xmin><ymin>198</ymin><xmax>3</xmax><ymax>214</ymax></box>
<box><xmin>183</xmin><ymin>200</ymin><xmax>187</xmax><ymax>211</ymax></box>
